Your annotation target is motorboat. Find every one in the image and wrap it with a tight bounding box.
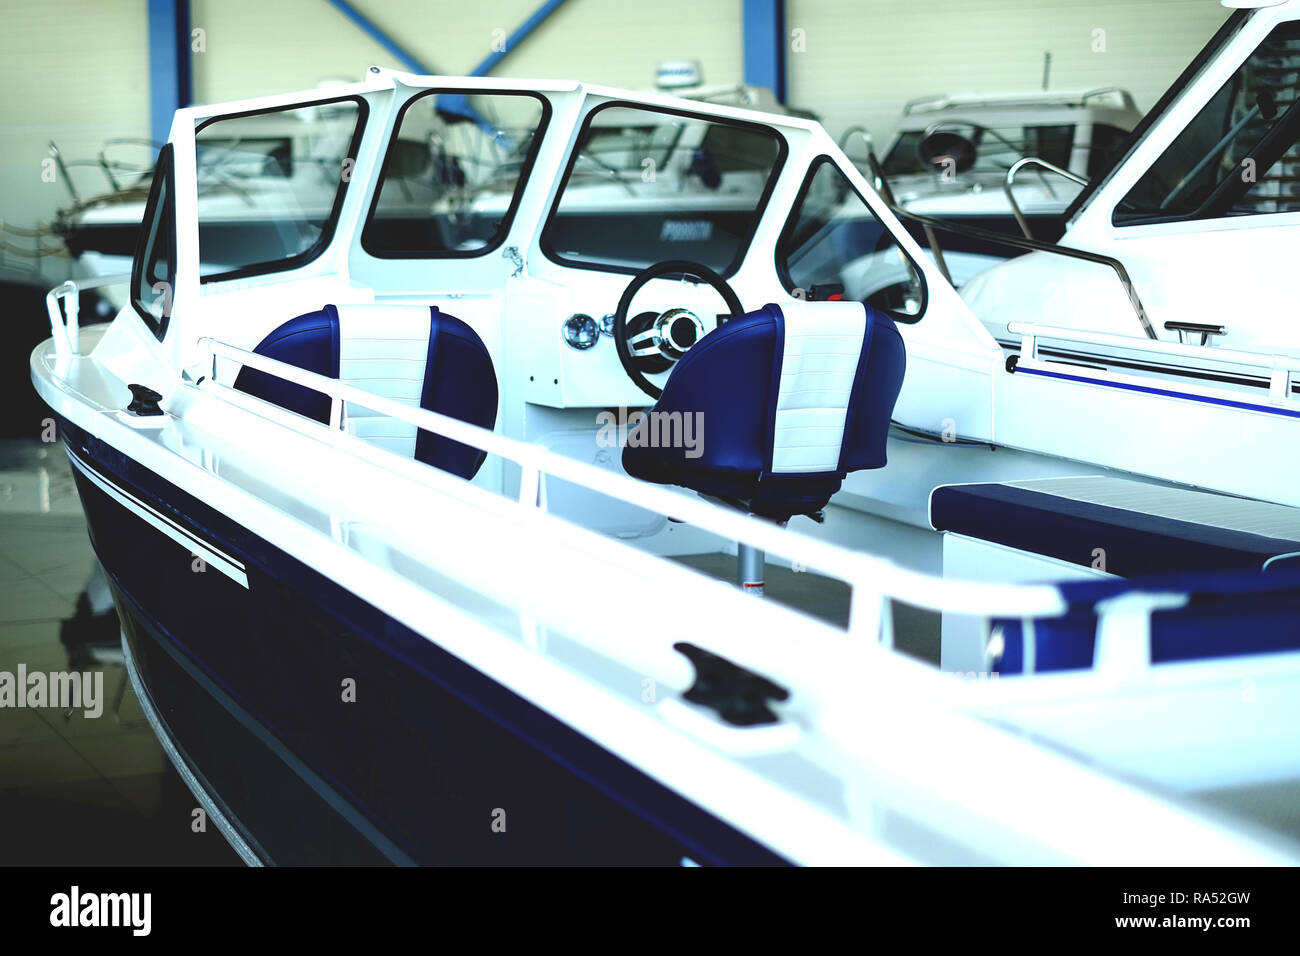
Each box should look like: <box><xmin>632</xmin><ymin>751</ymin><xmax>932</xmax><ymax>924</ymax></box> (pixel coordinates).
<box><xmin>31</xmin><ymin>6</ymin><xmax>1300</xmax><ymax>865</ymax></box>
<box><xmin>847</xmin><ymin>87</ymin><xmax>1141</xmax><ymax>286</ymax></box>
<box><xmin>959</xmin><ymin>2</ymin><xmax>1300</xmax><ymax>357</ymax></box>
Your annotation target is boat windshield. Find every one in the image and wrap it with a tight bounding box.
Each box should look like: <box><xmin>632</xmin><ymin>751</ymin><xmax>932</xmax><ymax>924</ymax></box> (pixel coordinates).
<box><xmin>194</xmin><ymin>97</ymin><xmax>365</xmax><ymax>282</ymax></box>
<box><xmin>540</xmin><ymin>104</ymin><xmax>785</xmax><ymax>275</ymax></box>
<box><xmin>361</xmin><ymin>90</ymin><xmax>549</xmax><ymax>257</ymax></box>
<box><xmin>1115</xmin><ymin>19</ymin><xmax>1300</xmax><ymax>224</ymax></box>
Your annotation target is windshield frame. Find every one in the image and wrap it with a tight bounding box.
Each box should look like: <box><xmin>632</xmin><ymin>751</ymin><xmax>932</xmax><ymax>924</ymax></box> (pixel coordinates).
<box><xmin>192</xmin><ymin>94</ymin><xmax>369</xmax><ymax>284</ymax></box>
<box><xmin>538</xmin><ymin>99</ymin><xmax>789</xmax><ymax>279</ymax></box>
<box><xmin>359</xmin><ymin>87</ymin><xmax>553</xmax><ymax>260</ymax></box>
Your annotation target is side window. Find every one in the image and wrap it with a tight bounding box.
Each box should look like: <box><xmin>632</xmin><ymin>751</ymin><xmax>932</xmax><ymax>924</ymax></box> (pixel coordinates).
<box><xmin>362</xmin><ymin>91</ymin><xmax>548</xmax><ymax>257</ymax></box>
<box><xmin>1116</xmin><ymin>20</ymin><xmax>1300</xmax><ymax>224</ymax></box>
<box><xmin>1025</xmin><ymin>124</ymin><xmax>1074</xmax><ymax>169</ymax></box>
<box><xmin>131</xmin><ymin>144</ymin><xmax>176</xmax><ymax>339</ymax></box>
<box><xmin>1087</xmin><ymin>123</ymin><xmax>1130</xmax><ymax>179</ymax></box>
<box><xmin>776</xmin><ymin>159</ymin><xmax>926</xmax><ymax>322</ymax></box>
<box><xmin>194</xmin><ymin>97</ymin><xmax>365</xmax><ymax>281</ymax></box>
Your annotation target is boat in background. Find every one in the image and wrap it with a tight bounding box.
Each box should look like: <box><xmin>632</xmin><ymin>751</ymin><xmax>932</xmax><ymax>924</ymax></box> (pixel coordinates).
<box><xmin>843</xmin><ymin>88</ymin><xmax>1142</xmax><ymax>286</ymax></box>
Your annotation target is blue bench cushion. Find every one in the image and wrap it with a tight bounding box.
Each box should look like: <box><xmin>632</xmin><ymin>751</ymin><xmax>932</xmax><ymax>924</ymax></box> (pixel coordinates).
<box><xmin>930</xmin><ymin>476</ymin><xmax>1300</xmax><ymax>576</ymax></box>
<box><xmin>992</xmin><ymin>565</ymin><xmax>1300</xmax><ymax>674</ymax></box>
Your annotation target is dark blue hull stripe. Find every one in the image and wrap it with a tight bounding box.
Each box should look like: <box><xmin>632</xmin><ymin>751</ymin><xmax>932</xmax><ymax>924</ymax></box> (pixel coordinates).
<box><xmin>1016</xmin><ymin>365</ymin><xmax>1300</xmax><ymax>420</ymax></box>
<box><xmin>59</xmin><ymin>418</ymin><xmax>788</xmax><ymax>865</ymax></box>
<box><xmin>113</xmin><ymin>576</ymin><xmax>416</xmax><ymax>864</ymax></box>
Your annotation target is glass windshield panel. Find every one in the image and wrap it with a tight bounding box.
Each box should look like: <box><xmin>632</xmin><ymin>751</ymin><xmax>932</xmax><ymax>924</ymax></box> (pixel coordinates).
<box><xmin>1087</xmin><ymin>123</ymin><xmax>1131</xmax><ymax>179</ymax></box>
<box><xmin>194</xmin><ymin>98</ymin><xmax>363</xmax><ymax>280</ymax></box>
<box><xmin>777</xmin><ymin>159</ymin><xmax>926</xmax><ymax>322</ymax></box>
<box><xmin>1116</xmin><ymin>20</ymin><xmax>1300</xmax><ymax>224</ymax></box>
<box><xmin>362</xmin><ymin>91</ymin><xmax>547</xmax><ymax>256</ymax></box>
<box><xmin>542</xmin><ymin>105</ymin><xmax>783</xmax><ymax>274</ymax></box>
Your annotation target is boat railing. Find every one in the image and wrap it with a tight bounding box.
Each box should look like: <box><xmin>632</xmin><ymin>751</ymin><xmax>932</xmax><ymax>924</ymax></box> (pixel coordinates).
<box><xmin>889</xmin><ymin>204</ymin><xmax>1158</xmax><ymax>340</ymax></box>
<box><xmin>1002</xmin><ymin>157</ymin><xmax>1087</xmax><ymax>239</ymax></box>
<box><xmin>197</xmin><ymin>336</ymin><xmax>1075</xmax><ymax>640</ymax></box>
<box><xmin>1010</xmin><ymin>321</ymin><xmax>1300</xmax><ymax>399</ymax></box>
<box><xmin>45</xmin><ymin>273</ymin><xmax>132</xmax><ymax>355</ymax></box>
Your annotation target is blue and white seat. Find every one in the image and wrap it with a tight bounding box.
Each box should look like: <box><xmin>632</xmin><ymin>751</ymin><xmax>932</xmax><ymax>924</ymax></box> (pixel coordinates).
<box><xmin>623</xmin><ymin>300</ymin><xmax>906</xmax><ymax>590</ymax></box>
<box><xmin>234</xmin><ymin>304</ymin><xmax>498</xmax><ymax>480</ymax></box>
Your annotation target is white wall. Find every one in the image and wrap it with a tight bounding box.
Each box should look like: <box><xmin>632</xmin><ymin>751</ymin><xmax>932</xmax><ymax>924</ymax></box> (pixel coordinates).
<box><xmin>0</xmin><ymin>0</ymin><xmax>149</xmax><ymax>282</ymax></box>
<box><xmin>787</xmin><ymin>0</ymin><xmax>1230</xmax><ymax>144</ymax></box>
<box><xmin>0</xmin><ymin>0</ymin><xmax>1234</xmax><ymax>285</ymax></box>
<box><xmin>188</xmin><ymin>0</ymin><xmax>743</xmax><ymax>103</ymax></box>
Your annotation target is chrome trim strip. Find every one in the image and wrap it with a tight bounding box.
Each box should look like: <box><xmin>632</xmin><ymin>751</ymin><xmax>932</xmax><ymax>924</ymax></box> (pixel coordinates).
<box><xmin>67</xmin><ymin>448</ymin><xmax>250</xmax><ymax>588</ymax></box>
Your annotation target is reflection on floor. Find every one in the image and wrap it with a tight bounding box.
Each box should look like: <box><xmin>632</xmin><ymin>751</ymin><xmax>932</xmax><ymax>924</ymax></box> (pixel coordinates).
<box><xmin>673</xmin><ymin>552</ymin><xmax>941</xmax><ymax>664</ymax></box>
<box><xmin>0</xmin><ymin>439</ymin><xmax>238</xmax><ymax>865</ymax></box>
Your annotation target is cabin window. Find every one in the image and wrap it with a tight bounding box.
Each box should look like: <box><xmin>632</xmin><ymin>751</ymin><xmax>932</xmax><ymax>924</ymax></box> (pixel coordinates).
<box><xmin>361</xmin><ymin>91</ymin><xmax>549</xmax><ymax>258</ymax></box>
<box><xmin>540</xmin><ymin>103</ymin><xmax>786</xmax><ymax>276</ymax></box>
<box><xmin>194</xmin><ymin>97</ymin><xmax>366</xmax><ymax>281</ymax></box>
<box><xmin>130</xmin><ymin>144</ymin><xmax>176</xmax><ymax>339</ymax></box>
<box><xmin>776</xmin><ymin>158</ymin><xmax>927</xmax><ymax>322</ymax></box>
<box><xmin>1115</xmin><ymin>20</ymin><xmax>1300</xmax><ymax>225</ymax></box>
<box><xmin>1087</xmin><ymin>123</ymin><xmax>1130</xmax><ymax>179</ymax></box>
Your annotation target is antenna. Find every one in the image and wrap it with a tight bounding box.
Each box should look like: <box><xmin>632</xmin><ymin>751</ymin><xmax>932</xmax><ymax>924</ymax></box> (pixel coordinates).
<box><xmin>1042</xmin><ymin>51</ymin><xmax>1052</xmax><ymax>91</ymax></box>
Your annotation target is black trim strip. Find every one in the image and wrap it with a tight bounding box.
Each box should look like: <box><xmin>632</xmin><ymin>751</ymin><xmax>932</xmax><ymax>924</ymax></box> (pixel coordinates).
<box><xmin>129</xmin><ymin>143</ymin><xmax>176</xmax><ymax>340</ymax></box>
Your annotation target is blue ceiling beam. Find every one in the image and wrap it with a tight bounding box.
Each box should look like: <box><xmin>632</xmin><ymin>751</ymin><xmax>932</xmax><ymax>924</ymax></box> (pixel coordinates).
<box><xmin>325</xmin><ymin>0</ymin><xmax>569</xmax><ymax>143</ymax></box>
<box><xmin>148</xmin><ymin>0</ymin><xmax>192</xmax><ymax>147</ymax></box>
<box><xmin>466</xmin><ymin>0</ymin><xmax>570</xmax><ymax>77</ymax></box>
<box><xmin>742</xmin><ymin>0</ymin><xmax>786</xmax><ymax>104</ymax></box>
<box><xmin>323</xmin><ymin>0</ymin><xmax>430</xmax><ymax>74</ymax></box>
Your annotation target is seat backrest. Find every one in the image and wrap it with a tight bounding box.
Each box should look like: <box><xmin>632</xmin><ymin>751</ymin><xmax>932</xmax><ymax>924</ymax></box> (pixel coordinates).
<box><xmin>234</xmin><ymin>304</ymin><xmax>497</xmax><ymax>480</ymax></box>
<box><xmin>644</xmin><ymin>301</ymin><xmax>904</xmax><ymax>475</ymax></box>
<box><xmin>622</xmin><ymin>301</ymin><xmax>905</xmax><ymax>518</ymax></box>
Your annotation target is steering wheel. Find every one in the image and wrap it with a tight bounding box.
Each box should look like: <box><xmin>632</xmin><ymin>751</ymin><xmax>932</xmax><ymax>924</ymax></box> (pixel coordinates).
<box><xmin>612</xmin><ymin>259</ymin><xmax>745</xmax><ymax>400</ymax></box>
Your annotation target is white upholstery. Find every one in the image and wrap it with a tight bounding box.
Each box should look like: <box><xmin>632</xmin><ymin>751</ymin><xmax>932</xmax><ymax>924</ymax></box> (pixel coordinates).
<box><xmin>335</xmin><ymin>305</ymin><xmax>432</xmax><ymax>459</ymax></box>
<box><xmin>770</xmin><ymin>301</ymin><xmax>867</xmax><ymax>474</ymax></box>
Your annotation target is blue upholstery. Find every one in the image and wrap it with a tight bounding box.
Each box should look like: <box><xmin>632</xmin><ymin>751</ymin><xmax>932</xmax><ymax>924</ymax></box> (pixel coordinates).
<box><xmin>622</xmin><ymin>302</ymin><xmax>906</xmax><ymax>520</ymax></box>
<box><xmin>930</xmin><ymin>482</ymin><xmax>1300</xmax><ymax>575</ymax></box>
<box><xmin>414</xmin><ymin>309</ymin><xmax>499</xmax><ymax>480</ymax></box>
<box><xmin>234</xmin><ymin>305</ymin><xmax>497</xmax><ymax>480</ymax></box>
<box><xmin>234</xmin><ymin>306</ymin><xmax>340</xmax><ymax>423</ymax></box>
<box><xmin>992</xmin><ymin>565</ymin><xmax>1300</xmax><ymax>674</ymax></box>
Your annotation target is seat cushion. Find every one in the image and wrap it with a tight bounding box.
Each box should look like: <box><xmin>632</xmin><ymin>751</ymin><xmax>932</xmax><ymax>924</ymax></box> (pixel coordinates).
<box><xmin>234</xmin><ymin>304</ymin><xmax>497</xmax><ymax>480</ymax></box>
<box><xmin>623</xmin><ymin>301</ymin><xmax>904</xmax><ymax>520</ymax></box>
<box><xmin>233</xmin><ymin>306</ymin><xmax>340</xmax><ymax>423</ymax></box>
<box><xmin>992</xmin><ymin>565</ymin><xmax>1300</xmax><ymax>674</ymax></box>
<box><xmin>930</xmin><ymin>476</ymin><xmax>1300</xmax><ymax>576</ymax></box>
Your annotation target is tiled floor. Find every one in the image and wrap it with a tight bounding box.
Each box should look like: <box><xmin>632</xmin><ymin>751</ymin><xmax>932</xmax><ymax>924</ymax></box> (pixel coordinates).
<box><xmin>0</xmin><ymin>439</ymin><xmax>238</xmax><ymax>865</ymax></box>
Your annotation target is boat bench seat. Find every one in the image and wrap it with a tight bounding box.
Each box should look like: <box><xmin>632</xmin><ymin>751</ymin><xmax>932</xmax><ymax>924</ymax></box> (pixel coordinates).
<box><xmin>233</xmin><ymin>304</ymin><xmax>498</xmax><ymax>480</ymax></box>
<box><xmin>930</xmin><ymin>475</ymin><xmax>1300</xmax><ymax>576</ymax></box>
<box><xmin>928</xmin><ymin>475</ymin><xmax>1300</xmax><ymax>673</ymax></box>
<box><xmin>989</xmin><ymin>565</ymin><xmax>1300</xmax><ymax>674</ymax></box>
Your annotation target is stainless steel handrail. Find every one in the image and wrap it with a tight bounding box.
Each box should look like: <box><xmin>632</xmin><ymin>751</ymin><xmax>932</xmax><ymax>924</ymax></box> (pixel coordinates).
<box><xmin>1003</xmin><ymin>157</ymin><xmax>1087</xmax><ymax>240</ymax></box>
<box><xmin>890</xmin><ymin>206</ymin><xmax>1157</xmax><ymax>339</ymax></box>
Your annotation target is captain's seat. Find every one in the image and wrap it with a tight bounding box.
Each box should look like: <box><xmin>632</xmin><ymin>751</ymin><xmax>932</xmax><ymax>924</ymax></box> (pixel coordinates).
<box><xmin>234</xmin><ymin>304</ymin><xmax>498</xmax><ymax>480</ymax></box>
<box><xmin>623</xmin><ymin>300</ymin><xmax>905</xmax><ymax>592</ymax></box>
